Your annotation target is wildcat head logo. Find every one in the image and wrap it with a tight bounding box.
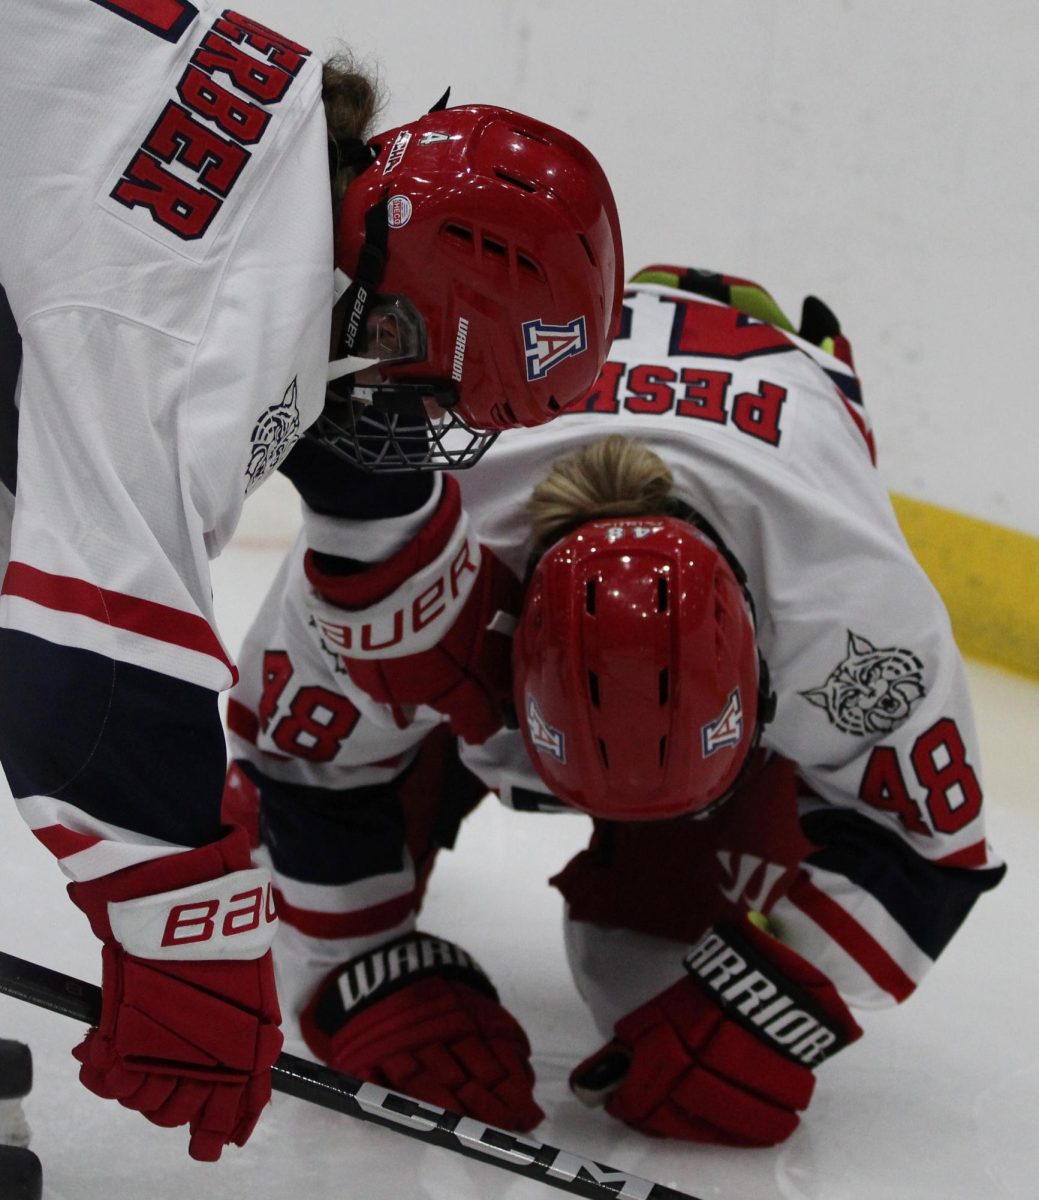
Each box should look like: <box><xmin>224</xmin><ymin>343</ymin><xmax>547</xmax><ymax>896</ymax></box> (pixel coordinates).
<box><xmin>801</xmin><ymin>631</ymin><xmax>926</xmax><ymax>736</ymax></box>
<box><xmin>245</xmin><ymin>377</ymin><xmax>301</xmax><ymax>495</ymax></box>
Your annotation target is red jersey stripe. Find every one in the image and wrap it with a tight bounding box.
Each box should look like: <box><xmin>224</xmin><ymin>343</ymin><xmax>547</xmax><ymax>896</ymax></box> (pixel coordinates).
<box><xmin>3</xmin><ymin>561</ymin><xmax>237</xmax><ymax>682</ymax></box>
<box><xmin>32</xmin><ymin>823</ymin><xmax>103</xmax><ymax>859</ymax></box>
<box><xmin>227</xmin><ymin>697</ymin><xmax>260</xmax><ymax>745</ymax></box>
<box><xmin>787</xmin><ymin>871</ymin><xmax>918</xmax><ymax>1002</ymax></box>
<box><xmin>935</xmin><ymin>840</ymin><xmax>990</xmax><ymax>868</ymax></box>
<box><xmin>273</xmin><ymin>887</ymin><xmax>415</xmax><ymax>939</ymax></box>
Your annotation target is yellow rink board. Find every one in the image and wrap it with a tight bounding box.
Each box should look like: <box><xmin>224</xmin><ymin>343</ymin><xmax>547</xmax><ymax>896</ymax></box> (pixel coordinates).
<box><xmin>891</xmin><ymin>494</ymin><xmax>1039</xmax><ymax>680</ymax></box>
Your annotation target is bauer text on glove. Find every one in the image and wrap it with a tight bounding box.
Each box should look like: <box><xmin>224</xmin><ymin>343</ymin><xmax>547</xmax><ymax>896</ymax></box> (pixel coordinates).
<box><xmin>305</xmin><ymin>475</ymin><xmax>521</xmax><ymax>743</ymax></box>
<box><xmin>67</xmin><ymin>827</ymin><xmax>282</xmax><ymax>1162</ymax></box>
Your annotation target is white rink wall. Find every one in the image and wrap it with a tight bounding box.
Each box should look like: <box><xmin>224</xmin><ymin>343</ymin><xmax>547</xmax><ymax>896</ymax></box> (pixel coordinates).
<box><xmin>242</xmin><ymin>0</ymin><xmax>1039</xmax><ymax>539</ymax></box>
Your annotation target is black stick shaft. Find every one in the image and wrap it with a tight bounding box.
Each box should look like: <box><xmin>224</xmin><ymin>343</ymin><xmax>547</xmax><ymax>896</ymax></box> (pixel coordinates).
<box><xmin>0</xmin><ymin>950</ymin><xmax>699</xmax><ymax>1200</ymax></box>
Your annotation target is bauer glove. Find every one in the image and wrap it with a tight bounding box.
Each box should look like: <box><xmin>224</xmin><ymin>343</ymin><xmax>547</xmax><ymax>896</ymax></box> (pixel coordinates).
<box><xmin>301</xmin><ymin>932</ymin><xmax>544</xmax><ymax>1131</ymax></box>
<box><xmin>305</xmin><ymin>474</ymin><xmax>521</xmax><ymax>744</ymax></box>
<box><xmin>570</xmin><ymin>915</ymin><xmax>861</xmax><ymax>1145</ymax></box>
<box><xmin>67</xmin><ymin>828</ymin><xmax>282</xmax><ymax>1161</ymax></box>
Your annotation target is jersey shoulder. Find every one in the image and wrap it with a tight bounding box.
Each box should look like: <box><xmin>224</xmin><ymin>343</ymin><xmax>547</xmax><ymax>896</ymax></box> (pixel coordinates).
<box><xmin>569</xmin><ymin>265</ymin><xmax>872</xmax><ymax>468</ymax></box>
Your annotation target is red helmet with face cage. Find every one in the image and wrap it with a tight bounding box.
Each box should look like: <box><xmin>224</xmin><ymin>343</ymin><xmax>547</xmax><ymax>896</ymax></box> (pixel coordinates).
<box><xmin>513</xmin><ymin>516</ymin><xmax>771</xmax><ymax>821</ymax></box>
<box><xmin>318</xmin><ymin>104</ymin><xmax>623</xmax><ymax>471</ymax></box>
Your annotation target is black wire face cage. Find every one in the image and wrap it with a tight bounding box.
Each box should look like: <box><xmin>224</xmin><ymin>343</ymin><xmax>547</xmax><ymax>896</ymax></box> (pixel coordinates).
<box><xmin>309</xmin><ymin>387</ymin><xmax>500</xmax><ymax>472</ymax></box>
<box><xmin>323</xmin><ymin>161</ymin><xmax>504</xmax><ymax>471</ymax></box>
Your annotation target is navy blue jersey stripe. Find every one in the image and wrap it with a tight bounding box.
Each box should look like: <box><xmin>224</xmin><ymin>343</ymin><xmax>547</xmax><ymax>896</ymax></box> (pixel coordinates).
<box><xmin>801</xmin><ymin>807</ymin><xmax>1005</xmax><ymax>960</ymax></box>
<box><xmin>239</xmin><ymin>726</ymin><xmax>487</xmax><ymax>886</ymax></box>
<box><xmin>615</xmin><ymin>301</ymin><xmax>633</xmax><ymax>342</ymax></box>
<box><xmin>238</xmin><ymin>759</ymin><xmax>410</xmax><ymax>886</ymax></box>
<box><xmin>826</xmin><ymin>367</ymin><xmax>862</xmax><ymax>405</ymax></box>
<box><xmin>0</xmin><ymin>285</ymin><xmax>21</xmax><ymax>496</ymax></box>
<box><xmin>0</xmin><ymin>630</ymin><xmax>225</xmax><ymax>847</ymax></box>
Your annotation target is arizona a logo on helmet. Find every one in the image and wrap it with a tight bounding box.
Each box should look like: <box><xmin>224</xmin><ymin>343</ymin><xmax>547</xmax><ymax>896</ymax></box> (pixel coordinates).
<box><xmin>522</xmin><ymin>316</ymin><xmax>588</xmax><ymax>381</ymax></box>
<box><xmin>701</xmin><ymin>688</ymin><xmax>744</xmax><ymax>756</ymax></box>
<box><xmin>526</xmin><ymin>695</ymin><xmax>566</xmax><ymax>762</ymax></box>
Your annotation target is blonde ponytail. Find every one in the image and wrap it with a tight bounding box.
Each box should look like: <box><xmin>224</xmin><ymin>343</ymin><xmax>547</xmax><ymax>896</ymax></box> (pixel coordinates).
<box><xmin>527</xmin><ymin>435</ymin><xmax>675</xmax><ymax>551</ymax></box>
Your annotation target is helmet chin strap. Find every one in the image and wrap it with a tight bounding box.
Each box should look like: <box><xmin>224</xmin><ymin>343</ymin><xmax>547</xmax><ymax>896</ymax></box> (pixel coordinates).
<box><xmin>327</xmin><ymin>356</ymin><xmax>379</xmax><ymax>383</ymax></box>
<box><xmin>327</xmin><ymin>268</ymin><xmax>381</xmax><ymax>382</ymax></box>
<box><xmin>328</xmin><ymin>193</ymin><xmax>390</xmax><ymax>385</ymax></box>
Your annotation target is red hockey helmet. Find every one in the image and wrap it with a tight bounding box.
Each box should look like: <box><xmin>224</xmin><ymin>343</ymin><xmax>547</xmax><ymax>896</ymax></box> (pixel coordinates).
<box><xmin>513</xmin><ymin>516</ymin><xmax>771</xmax><ymax>821</ymax></box>
<box><xmin>318</xmin><ymin>103</ymin><xmax>623</xmax><ymax>471</ymax></box>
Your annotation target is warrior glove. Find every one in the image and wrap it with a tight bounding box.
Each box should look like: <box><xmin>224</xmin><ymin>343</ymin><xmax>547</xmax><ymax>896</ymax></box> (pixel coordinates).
<box><xmin>67</xmin><ymin>828</ymin><xmax>282</xmax><ymax>1161</ymax></box>
<box><xmin>570</xmin><ymin>916</ymin><xmax>861</xmax><ymax>1145</ymax></box>
<box><xmin>301</xmin><ymin>932</ymin><xmax>543</xmax><ymax>1131</ymax></box>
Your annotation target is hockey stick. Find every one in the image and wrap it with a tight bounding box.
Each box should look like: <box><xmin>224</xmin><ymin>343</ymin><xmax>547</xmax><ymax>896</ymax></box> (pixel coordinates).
<box><xmin>0</xmin><ymin>950</ymin><xmax>699</xmax><ymax>1200</ymax></box>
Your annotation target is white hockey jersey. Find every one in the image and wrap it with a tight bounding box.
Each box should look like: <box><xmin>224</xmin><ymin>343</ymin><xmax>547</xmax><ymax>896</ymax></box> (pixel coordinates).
<box><xmin>227</xmin><ymin>274</ymin><xmax>1004</xmax><ymax>1030</ymax></box>
<box><xmin>0</xmin><ymin>2</ymin><xmax>331</xmax><ymax>880</ymax></box>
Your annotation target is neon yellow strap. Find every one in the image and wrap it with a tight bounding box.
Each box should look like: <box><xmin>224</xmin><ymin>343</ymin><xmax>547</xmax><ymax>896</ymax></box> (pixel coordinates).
<box><xmin>630</xmin><ymin>268</ymin><xmax>795</xmax><ymax>332</ymax></box>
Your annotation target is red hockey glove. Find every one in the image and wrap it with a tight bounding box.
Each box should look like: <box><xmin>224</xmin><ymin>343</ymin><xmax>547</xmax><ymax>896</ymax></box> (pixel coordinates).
<box><xmin>570</xmin><ymin>917</ymin><xmax>862</xmax><ymax>1146</ymax></box>
<box><xmin>305</xmin><ymin>475</ymin><xmax>521</xmax><ymax>745</ymax></box>
<box><xmin>67</xmin><ymin>828</ymin><xmax>282</xmax><ymax>1162</ymax></box>
<box><xmin>301</xmin><ymin>932</ymin><xmax>544</xmax><ymax>1131</ymax></box>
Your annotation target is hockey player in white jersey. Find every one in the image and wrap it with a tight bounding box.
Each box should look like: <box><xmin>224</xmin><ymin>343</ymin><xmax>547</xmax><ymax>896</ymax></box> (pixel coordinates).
<box><xmin>0</xmin><ymin>0</ymin><xmax>623</xmax><ymax>1161</ymax></box>
<box><xmin>224</xmin><ymin>264</ymin><xmax>1004</xmax><ymax>1145</ymax></box>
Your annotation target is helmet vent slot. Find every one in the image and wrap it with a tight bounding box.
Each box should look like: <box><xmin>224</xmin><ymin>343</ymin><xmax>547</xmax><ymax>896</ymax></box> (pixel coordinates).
<box><xmin>658</xmin><ymin>668</ymin><xmax>669</xmax><ymax>705</ymax></box>
<box><xmin>517</xmin><ymin>251</ymin><xmax>545</xmax><ymax>280</ymax></box>
<box><xmin>546</xmin><ymin>395</ymin><xmax>561</xmax><ymax>412</ymax></box>
<box><xmin>657</xmin><ymin>577</ymin><xmax>669</xmax><ymax>612</ymax></box>
<box><xmin>585</xmin><ymin>578</ymin><xmax>597</xmax><ymax>614</ymax></box>
<box><xmin>597</xmin><ymin>739</ymin><xmax>609</xmax><ymax>767</ymax></box>
<box><xmin>588</xmin><ymin>671</ymin><xmax>600</xmax><ymax>708</ymax></box>
<box><xmin>658</xmin><ymin>736</ymin><xmax>668</xmax><ymax>766</ymax></box>
<box><xmin>512</xmin><ymin>127</ymin><xmax>551</xmax><ymax>147</ymax></box>
<box><xmin>578</xmin><ymin>233</ymin><xmax>597</xmax><ymax>266</ymax></box>
<box><xmin>482</xmin><ymin>235</ymin><xmax>508</xmax><ymax>260</ymax></box>
<box><xmin>496</xmin><ymin>169</ymin><xmax>537</xmax><ymax>193</ymax></box>
<box><xmin>443</xmin><ymin>222</ymin><xmax>474</xmax><ymax>246</ymax></box>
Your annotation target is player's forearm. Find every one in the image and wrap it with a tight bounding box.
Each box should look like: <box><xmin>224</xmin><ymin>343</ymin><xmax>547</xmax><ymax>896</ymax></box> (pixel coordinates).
<box><xmin>226</xmin><ymin>757</ymin><xmax>422</xmax><ymax>1025</ymax></box>
<box><xmin>768</xmin><ymin>806</ymin><xmax>1005</xmax><ymax>1008</ymax></box>
<box><xmin>279</xmin><ymin>434</ymin><xmax>436</xmax><ymax>525</ymax></box>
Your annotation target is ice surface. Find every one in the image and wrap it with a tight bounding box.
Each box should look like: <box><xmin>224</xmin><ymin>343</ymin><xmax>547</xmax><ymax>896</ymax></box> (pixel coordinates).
<box><xmin>2</xmin><ymin>503</ymin><xmax>1037</xmax><ymax>1200</ymax></box>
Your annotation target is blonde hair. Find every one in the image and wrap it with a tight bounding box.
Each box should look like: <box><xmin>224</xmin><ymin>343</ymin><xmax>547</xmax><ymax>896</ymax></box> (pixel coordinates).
<box><xmin>527</xmin><ymin>435</ymin><xmax>675</xmax><ymax>551</ymax></box>
<box><xmin>322</xmin><ymin>52</ymin><xmax>383</xmax><ymax>213</ymax></box>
